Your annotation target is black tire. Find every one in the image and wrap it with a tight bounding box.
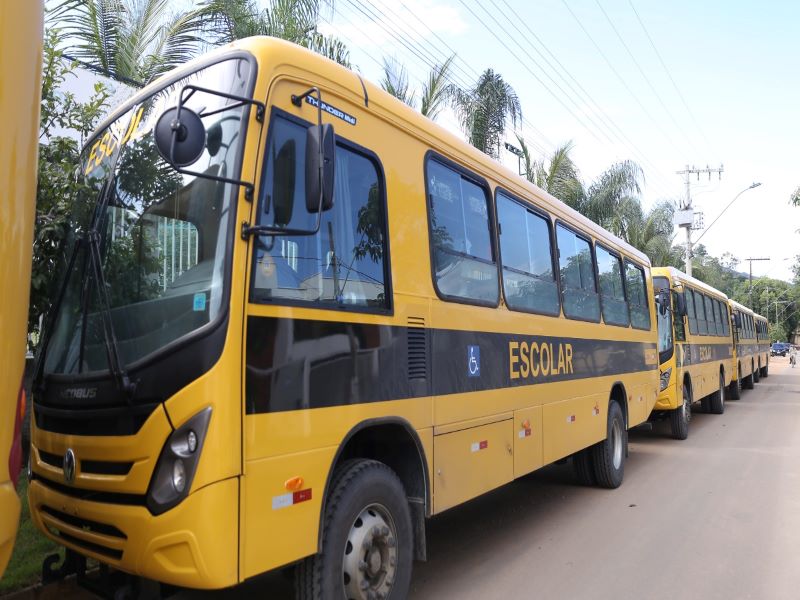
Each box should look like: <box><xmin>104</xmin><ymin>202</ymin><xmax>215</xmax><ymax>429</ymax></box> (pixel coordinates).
<box><xmin>743</xmin><ymin>369</ymin><xmax>754</xmax><ymax>390</ymax></box>
<box><xmin>295</xmin><ymin>459</ymin><xmax>413</xmax><ymax>600</ymax></box>
<box><xmin>700</xmin><ymin>397</ymin><xmax>711</xmax><ymax>413</ymax></box>
<box><xmin>761</xmin><ymin>363</ymin><xmax>769</xmax><ymax>378</ymax></box>
<box><xmin>573</xmin><ymin>448</ymin><xmax>596</xmax><ymax>486</ymax></box>
<box><xmin>709</xmin><ymin>373</ymin><xmax>725</xmax><ymax>414</ymax></box>
<box><xmin>728</xmin><ymin>367</ymin><xmax>741</xmax><ymax>400</ymax></box>
<box><xmin>753</xmin><ymin>362</ymin><xmax>760</xmax><ymax>383</ymax></box>
<box><xmin>591</xmin><ymin>401</ymin><xmax>626</xmax><ymax>488</ymax></box>
<box><xmin>670</xmin><ymin>384</ymin><xmax>690</xmax><ymax>440</ymax></box>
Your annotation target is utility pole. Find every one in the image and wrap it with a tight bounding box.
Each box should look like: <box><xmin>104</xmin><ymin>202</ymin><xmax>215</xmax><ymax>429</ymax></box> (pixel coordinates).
<box><xmin>744</xmin><ymin>257</ymin><xmax>770</xmax><ymax>307</ymax></box>
<box><xmin>674</xmin><ymin>164</ymin><xmax>724</xmax><ymax>276</ymax></box>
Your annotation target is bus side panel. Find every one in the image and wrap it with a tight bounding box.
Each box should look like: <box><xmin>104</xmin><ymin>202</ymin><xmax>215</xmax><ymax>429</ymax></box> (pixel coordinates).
<box><xmin>513</xmin><ymin>406</ymin><xmax>543</xmax><ymax>478</ymax></box>
<box><xmin>542</xmin><ymin>390</ymin><xmax>606</xmax><ymax>465</ymax></box>
<box><xmin>241</xmin><ymin>444</ymin><xmax>335</xmax><ymax>578</ymax></box>
<box><xmin>433</xmin><ymin>418</ymin><xmax>513</xmax><ymax>513</ymax></box>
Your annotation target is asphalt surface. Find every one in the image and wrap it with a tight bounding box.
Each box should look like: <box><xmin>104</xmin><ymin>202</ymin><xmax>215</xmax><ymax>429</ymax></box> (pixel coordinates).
<box><xmin>44</xmin><ymin>357</ymin><xmax>800</xmax><ymax>600</ymax></box>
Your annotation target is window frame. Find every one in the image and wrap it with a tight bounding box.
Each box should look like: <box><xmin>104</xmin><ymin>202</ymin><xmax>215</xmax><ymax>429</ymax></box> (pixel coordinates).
<box><xmin>594</xmin><ymin>242</ymin><xmax>630</xmax><ymax>328</ymax></box>
<box><xmin>494</xmin><ymin>187</ymin><xmax>561</xmax><ymax>317</ymax></box>
<box><xmin>554</xmin><ymin>219</ymin><xmax>601</xmax><ymax>323</ymax></box>
<box><xmin>623</xmin><ymin>258</ymin><xmax>651</xmax><ymax>331</ymax></box>
<box><xmin>248</xmin><ymin>107</ymin><xmax>394</xmax><ymax>315</ymax></box>
<box><xmin>423</xmin><ymin>150</ymin><xmax>499</xmax><ymax>308</ymax></box>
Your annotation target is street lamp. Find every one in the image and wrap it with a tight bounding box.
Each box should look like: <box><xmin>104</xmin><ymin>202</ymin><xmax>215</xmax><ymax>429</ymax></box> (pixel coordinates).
<box><xmin>693</xmin><ymin>182</ymin><xmax>762</xmax><ymax>245</ymax></box>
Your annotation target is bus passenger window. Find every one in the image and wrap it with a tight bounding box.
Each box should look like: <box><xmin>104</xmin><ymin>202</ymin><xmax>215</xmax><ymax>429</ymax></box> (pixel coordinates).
<box><xmin>696</xmin><ymin>292</ymin><xmax>708</xmax><ymax>335</ymax></box>
<box><xmin>686</xmin><ymin>290</ymin><xmax>697</xmax><ymax>334</ymax></box>
<box><xmin>595</xmin><ymin>245</ymin><xmax>629</xmax><ymax>326</ymax></box>
<box><xmin>625</xmin><ymin>261</ymin><xmax>651</xmax><ymax>330</ymax></box>
<box><xmin>427</xmin><ymin>158</ymin><xmax>498</xmax><ymax>304</ymax></box>
<box><xmin>556</xmin><ymin>225</ymin><xmax>600</xmax><ymax>321</ymax></box>
<box><xmin>673</xmin><ymin>291</ymin><xmax>686</xmax><ymax>341</ymax></box>
<box><xmin>496</xmin><ymin>192</ymin><xmax>558</xmax><ymax>315</ymax></box>
<box><xmin>704</xmin><ymin>295</ymin><xmax>716</xmax><ymax>335</ymax></box>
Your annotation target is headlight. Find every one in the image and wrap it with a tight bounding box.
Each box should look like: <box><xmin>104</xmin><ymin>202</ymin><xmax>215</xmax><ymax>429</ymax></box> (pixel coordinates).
<box><xmin>147</xmin><ymin>407</ymin><xmax>211</xmax><ymax>515</ymax></box>
<box><xmin>659</xmin><ymin>368</ymin><xmax>672</xmax><ymax>392</ymax></box>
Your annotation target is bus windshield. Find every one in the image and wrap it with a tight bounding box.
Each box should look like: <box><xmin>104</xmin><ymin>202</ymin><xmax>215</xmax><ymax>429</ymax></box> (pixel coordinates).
<box><xmin>43</xmin><ymin>57</ymin><xmax>253</xmax><ymax>376</ymax></box>
<box><xmin>653</xmin><ymin>276</ymin><xmax>673</xmax><ymax>362</ymax></box>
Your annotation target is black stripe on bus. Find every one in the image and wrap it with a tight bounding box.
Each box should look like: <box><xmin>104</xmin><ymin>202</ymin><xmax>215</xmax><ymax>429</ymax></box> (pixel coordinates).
<box><xmin>245</xmin><ymin>316</ymin><xmax>657</xmax><ymax>415</ymax></box>
<box><xmin>675</xmin><ymin>342</ymin><xmax>733</xmax><ymax>368</ymax></box>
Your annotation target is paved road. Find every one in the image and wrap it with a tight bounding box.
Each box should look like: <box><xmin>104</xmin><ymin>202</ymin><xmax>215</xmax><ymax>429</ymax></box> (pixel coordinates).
<box><xmin>58</xmin><ymin>358</ymin><xmax>800</xmax><ymax>600</ymax></box>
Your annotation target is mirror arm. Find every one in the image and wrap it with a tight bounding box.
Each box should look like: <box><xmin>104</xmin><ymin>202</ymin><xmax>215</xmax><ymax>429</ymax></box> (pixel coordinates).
<box><xmin>241</xmin><ymin>216</ymin><xmax>324</xmax><ymax>240</ymax></box>
<box><xmin>166</xmin><ymin>84</ymin><xmax>266</xmax><ymax>201</ymax></box>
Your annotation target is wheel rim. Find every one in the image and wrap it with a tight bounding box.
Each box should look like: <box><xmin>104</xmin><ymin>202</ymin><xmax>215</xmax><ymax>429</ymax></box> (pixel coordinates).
<box><xmin>611</xmin><ymin>418</ymin><xmax>623</xmax><ymax>470</ymax></box>
<box><xmin>342</xmin><ymin>503</ymin><xmax>397</xmax><ymax>600</ymax></box>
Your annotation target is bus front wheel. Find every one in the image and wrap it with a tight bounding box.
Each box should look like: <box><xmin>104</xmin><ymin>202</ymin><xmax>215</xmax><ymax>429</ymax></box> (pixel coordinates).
<box><xmin>296</xmin><ymin>459</ymin><xmax>413</xmax><ymax>600</ymax></box>
<box><xmin>709</xmin><ymin>373</ymin><xmax>725</xmax><ymax>414</ymax></box>
<box><xmin>591</xmin><ymin>401</ymin><xmax>626</xmax><ymax>488</ymax></box>
<box><xmin>728</xmin><ymin>368</ymin><xmax>741</xmax><ymax>400</ymax></box>
<box><xmin>670</xmin><ymin>384</ymin><xmax>690</xmax><ymax>440</ymax></box>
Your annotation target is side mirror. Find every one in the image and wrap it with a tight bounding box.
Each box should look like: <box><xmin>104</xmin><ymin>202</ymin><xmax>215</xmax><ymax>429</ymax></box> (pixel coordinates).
<box><xmin>656</xmin><ymin>289</ymin><xmax>669</xmax><ymax>316</ymax></box>
<box><xmin>674</xmin><ymin>292</ymin><xmax>687</xmax><ymax>317</ymax></box>
<box><xmin>305</xmin><ymin>123</ymin><xmax>335</xmax><ymax>213</ymax></box>
<box><xmin>155</xmin><ymin>106</ymin><xmax>206</xmax><ymax>167</ymax></box>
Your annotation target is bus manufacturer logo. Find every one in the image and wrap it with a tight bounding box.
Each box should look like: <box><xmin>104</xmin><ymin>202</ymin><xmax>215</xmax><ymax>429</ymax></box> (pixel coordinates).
<box><xmin>61</xmin><ymin>387</ymin><xmax>97</xmax><ymax>400</ymax></box>
<box><xmin>63</xmin><ymin>448</ymin><xmax>76</xmax><ymax>484</ymax></box>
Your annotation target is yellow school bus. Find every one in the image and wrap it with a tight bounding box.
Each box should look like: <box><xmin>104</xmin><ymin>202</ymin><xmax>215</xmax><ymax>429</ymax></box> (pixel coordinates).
<box><xmin>651</xmin><ymin>267</ymin><xmax>733</xmax><ymax>439</ymax></box>
<box><xmin>754</xmin><ymin>313</ymin><xmax>770</xmax><ymax>379</ymax></box>
<box><xmin>29</xmin><ymin>37</ymin><xmax>659</xmax><ymax>597</ymax></box>
<box><xmin>728</xmin><ymin>300</ymin><xmax>768</xmax><ymax>396</ymax></box>
<box><xmin>0</xmin><ymin>1</ymin><xmax>42</xmax><ymax>577</ymax></box>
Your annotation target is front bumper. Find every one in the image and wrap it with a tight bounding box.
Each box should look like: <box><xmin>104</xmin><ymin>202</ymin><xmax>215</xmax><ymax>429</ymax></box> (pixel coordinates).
<box><xmin>0</xmin><ymin>480</ymin><xmax>21</xmax><ymax>576</ymax></box>
<box><xmin>28</xmin><ymin>475</ymin><xmax>239</xmax><ymax>589</ymax></box>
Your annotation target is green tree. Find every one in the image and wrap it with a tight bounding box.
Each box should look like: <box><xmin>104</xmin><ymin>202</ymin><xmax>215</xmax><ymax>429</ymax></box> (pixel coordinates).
<box><xmin>452</xmin><ymin>68</ymin><xmax>521</xmax><ymax>158</ymax></box>
<box><xmin>199</xmin><ymin>0</ymin><xmax>351</xmax><ymax>67</ymax></box>
<box><xmin>790</xmin><ymin>185</ymin><xmax>799</xmax><ymax>207</ymax></box>
<box><xmin>47</xmin><ymin>0</ymin><xmax>206</xmax><ymax>85</ymax></box>
<box><xmin>380</xmin><ymin>55</ymin><xmax>457</xmax><ymax>121</ymax></box>
<box><xmin>31</xmin><ymin>32</ymin><xmax>111</xmax><ymax>338</ymax></box>
<box><xmin>516</xmin><ymin>136</ymin><xmax>584</xmax><ymax>208</ymax></box>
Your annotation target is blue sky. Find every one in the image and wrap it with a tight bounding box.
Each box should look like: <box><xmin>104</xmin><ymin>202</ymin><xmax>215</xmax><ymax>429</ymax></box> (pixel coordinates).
<box><xmin>317</xmin><ymin>0</ymin><xmax>800</xmax><ymax>281</ymax></box>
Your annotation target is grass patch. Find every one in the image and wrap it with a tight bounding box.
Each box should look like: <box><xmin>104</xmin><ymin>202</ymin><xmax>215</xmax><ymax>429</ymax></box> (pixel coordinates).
<box><xmin>0</xmin><ymin>479</ymin><xmax>61</xmax><ymax>594</ymax></box>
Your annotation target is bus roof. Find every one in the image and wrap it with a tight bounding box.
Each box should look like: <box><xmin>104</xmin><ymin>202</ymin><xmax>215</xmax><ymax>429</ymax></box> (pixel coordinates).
<box><xmin>728</xmin><ymin>299</ymin><xmax>755</xmax><ymax>315</ymax></box>
<box><xmin>89</xmin><ymin>37</ymin><xmax>651</xmax><ymax>266</ymax></box>
<box><xmin>651</xmin><ymin>266</ymin><xmax>729</xmax><ymax>300</ymax></box>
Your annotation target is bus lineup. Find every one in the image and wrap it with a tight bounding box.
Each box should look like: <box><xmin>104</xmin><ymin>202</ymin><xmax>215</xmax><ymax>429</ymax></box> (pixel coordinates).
<box><xmin>15</xmin><ymin>36</ymin><xmax>774</xmax><ymax>599</ymax></box>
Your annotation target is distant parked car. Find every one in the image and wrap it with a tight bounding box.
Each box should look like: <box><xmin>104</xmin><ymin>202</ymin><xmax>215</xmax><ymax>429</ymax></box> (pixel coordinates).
<box><xmin>771</xmin><ymin>342</ymin><xmax>790</xmax><ymax>356</ymax></box>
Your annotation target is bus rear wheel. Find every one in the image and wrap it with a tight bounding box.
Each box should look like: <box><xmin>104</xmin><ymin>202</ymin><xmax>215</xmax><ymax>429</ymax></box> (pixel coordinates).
<box><xmin>670</xmin><ymin>384</ymin><xmax>690</xmax><ymax>440</ymax></box>
<box><xmin>753</xmin><ymin>362</ymin><xmax>761</xmax><ymax>383</ymax></box>
<box><xmin>296</xmin><ymin>459</ymin><xmax>413</xmax><ymax>600</ymax></box>
<box><xmin>761</xmin><ymin>363</ymin><xmax>769</xmax><ymax>378</ymax></box>
<box><xmin>743</xmin><ymin>368</ymin><xmax>754</xmax><ymax>390</ymax></box>
<box><xmin>709</xmin><ymin>373</ymin><xmax>725</xmax><ymax>414</ymax></box>
<box><xmin>591</xmin><ymin>401</ymin><xmax>625</xmax><ymax>488</ymax></box>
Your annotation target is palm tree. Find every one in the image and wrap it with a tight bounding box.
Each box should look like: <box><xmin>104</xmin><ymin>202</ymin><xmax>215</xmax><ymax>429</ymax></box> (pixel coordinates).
<box><xmin>380</xmin><ymin>55</ymin><xmax>456</xmax><ymax>121</ymax></box>
<box><xmin>380</xmin><ymin>57</ymin><xmax>414</xmax><ymax>107</ymax></box>
<box><xmin>452</xmin><ymin>69</ymin><xmax>521</xmax><ymax>158</ymax></box>
<box><xmin>583</xmin><ymin>160</ymin><xmax>644</xmax><ymax>226</ymax></box>
<box><xmin>198</xmin><ymin>0</ymin><xmax>351</xmax><ymax>68</ymax></box>
<box><xmin>517</xmin><ymin>136</ymin><xmax>584</xmax><ymax>209</ymax></box>
<box><xmin>48</xmin><ymin>0</ymin><xmax>207</xmax><ymax>86</ymax></box>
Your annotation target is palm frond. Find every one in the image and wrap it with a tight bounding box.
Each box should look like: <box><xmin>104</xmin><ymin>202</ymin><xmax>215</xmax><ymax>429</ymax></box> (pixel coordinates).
<box><xmin>420</xmin><ymin>55</ymin><xmax>456</xmax><ymax>121</ymax></box>
<box><xmin>380</xmin><ymin>57</ymin><xmax>414</xmax><ymax>107</ymax></box>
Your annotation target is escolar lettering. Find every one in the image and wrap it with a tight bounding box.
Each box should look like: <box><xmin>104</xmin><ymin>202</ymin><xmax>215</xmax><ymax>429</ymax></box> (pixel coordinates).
<box><xmin>509</xmin><ymin>340</ymin><xmax>574</xmax><ymax>380</ymax></box>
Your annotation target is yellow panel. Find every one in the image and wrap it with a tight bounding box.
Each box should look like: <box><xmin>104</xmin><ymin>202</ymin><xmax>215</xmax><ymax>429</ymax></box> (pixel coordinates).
<box><xmin>513</xmin><ymin>406</ymin><xmax>543</xmax><ymax>478</ymax></box>
<box><xmin>542</xmin><ymin>393</ymin><xmax>606</xmax><ymax>464</ymax></box>
<box><xmin>433</xmin><ymin>419</ymin><xmax>513</xmax><ymax>513</ymax></box>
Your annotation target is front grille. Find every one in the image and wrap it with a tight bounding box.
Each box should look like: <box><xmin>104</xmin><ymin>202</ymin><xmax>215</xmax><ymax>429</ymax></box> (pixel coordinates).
<box><xmin>38</xmin><ymin>450</ymin><xmax>133</xmax><ymax>476</ymax></box>
<box><xmin>41</xmin><ymin>505</ymin><xmax>125</xmax><ymax>561</ymax></box>
<box><xmin>41</xmin><ymin>506</ymin><xmax>126</xmax><ymax>539</ymax></box>
<box><xmin>34</xmin><ymin>401</ymin><xmax>159</xmax><ymax>436</ymax></box>
<box><xmin>33</xmin><ymin>474</ymin><xmax>146</xmax><ymax>507</ymax></box>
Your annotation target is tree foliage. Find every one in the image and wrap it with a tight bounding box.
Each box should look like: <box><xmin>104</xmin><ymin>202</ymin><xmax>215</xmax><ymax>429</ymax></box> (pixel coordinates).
<box><xmin>198</xmin><ymin>0</ymin><xmax>351</xmax><ymax>67</ymax></box>
<box><xmin>380</xmin><ymin>55</ymin><xmax>457</xmax><ymax>121</ymax></box>
<box><xmin>47</xmin><ymin>0</ymin><xmax>208</xmax><ymax>85</ymax></box>
<box><xmin>452</xmin><ymin>69</ymin><xmax>521</xmax><ymax>158</ymax></box>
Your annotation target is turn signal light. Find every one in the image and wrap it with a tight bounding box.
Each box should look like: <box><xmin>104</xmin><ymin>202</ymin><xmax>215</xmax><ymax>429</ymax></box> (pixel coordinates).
<box><xmin>285</xmin><ymin>476</ymin><xmax>304</xmax><ymax>491</ymax></box>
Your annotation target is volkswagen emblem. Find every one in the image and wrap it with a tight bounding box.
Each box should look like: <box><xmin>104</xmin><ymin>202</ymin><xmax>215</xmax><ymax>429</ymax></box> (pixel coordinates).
<box><xmin>63</xmin><ymin>448</ymin><xmax>76</xmax><ymax>484</ymax></box>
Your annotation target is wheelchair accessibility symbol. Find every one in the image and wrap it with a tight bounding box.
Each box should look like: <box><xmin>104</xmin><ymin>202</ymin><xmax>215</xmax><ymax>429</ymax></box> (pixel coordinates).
<box><xmin>467</xmin><ymin>345</ymin><xmax>481</xmax><ymax>377</ymax></box>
